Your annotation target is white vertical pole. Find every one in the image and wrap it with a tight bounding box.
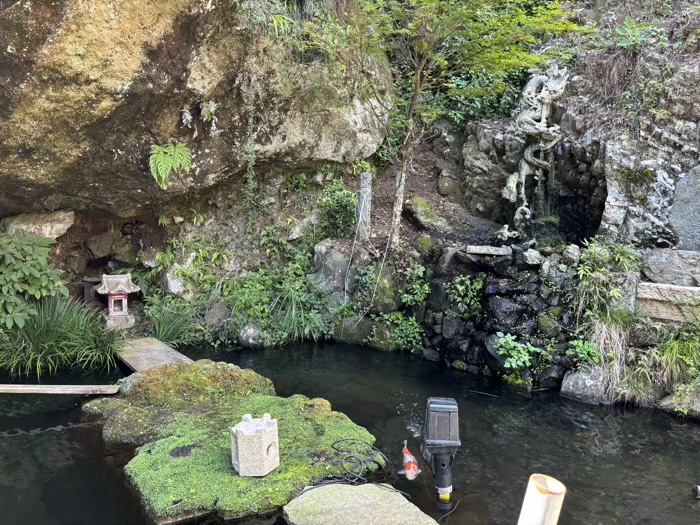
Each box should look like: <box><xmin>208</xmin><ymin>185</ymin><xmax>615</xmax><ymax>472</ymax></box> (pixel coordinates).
<box><xmin>517</xmin><ymin>474</ymin><xmax>567</xmax><ymax>525</ymax></box>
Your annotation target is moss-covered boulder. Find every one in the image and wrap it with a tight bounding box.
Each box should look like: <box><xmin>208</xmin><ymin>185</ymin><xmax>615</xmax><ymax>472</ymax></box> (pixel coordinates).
<box><xmin>84</xmin><ymin>360</ymin><xmax>374</xmax><ymax>523</ymax></box>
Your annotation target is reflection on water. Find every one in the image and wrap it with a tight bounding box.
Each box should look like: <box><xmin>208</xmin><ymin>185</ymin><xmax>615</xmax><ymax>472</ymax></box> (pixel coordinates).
<box><xmin>1</xmin><ymin>342</ymin><xmax>700</xmax><ymax>524</ymax></box>
<box><xmin>216</xmin><ymin>342</ymin><xmax>700</xmax><ymax>525</ymax></box>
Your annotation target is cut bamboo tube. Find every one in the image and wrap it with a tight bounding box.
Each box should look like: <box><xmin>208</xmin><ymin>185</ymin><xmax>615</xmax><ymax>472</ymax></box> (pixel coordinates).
<box><xmin>517</xmin><ymin>473</ymin><xmax>567</xmax><ymax>525</ymax></box>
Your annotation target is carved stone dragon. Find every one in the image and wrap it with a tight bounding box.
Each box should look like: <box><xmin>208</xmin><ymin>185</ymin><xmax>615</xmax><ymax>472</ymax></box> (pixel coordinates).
<box><xmin>498</xmin><ymin>65</ymin><xmax>569</xmax><ymax>241</ymax></box>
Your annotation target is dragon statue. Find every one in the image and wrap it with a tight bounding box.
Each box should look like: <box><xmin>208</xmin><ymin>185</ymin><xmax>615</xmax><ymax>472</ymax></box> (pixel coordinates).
<box><xmin>498</xmin><ymin>64</ymin><xmax>569</xmax><ymax>241</ymax></box>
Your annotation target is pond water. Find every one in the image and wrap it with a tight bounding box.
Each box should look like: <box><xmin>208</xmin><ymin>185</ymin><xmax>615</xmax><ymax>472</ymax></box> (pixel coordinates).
<box><xmin>1</xmin><ymin>343</ymin><xmax>699</xmax><ymax>524</ymax></box>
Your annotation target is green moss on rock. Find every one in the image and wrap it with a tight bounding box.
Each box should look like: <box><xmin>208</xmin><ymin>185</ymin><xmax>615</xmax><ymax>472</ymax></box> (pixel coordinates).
<box><xmin>126</xmin><ymin>394</ymin><xmax>373</xmax><ymax>521</ymax></box>
<box><xmin>84</xmin><ymin>360</ymin><xmax>374</xmax><ymax>522</ymax></box>
<box><xmin>120</xmin><ymin>359</ymin><xmax>275</xmax><ymax>408</ymax></box>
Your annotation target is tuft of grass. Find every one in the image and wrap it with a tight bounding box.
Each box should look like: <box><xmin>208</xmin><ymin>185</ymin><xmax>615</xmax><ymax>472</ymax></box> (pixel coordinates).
<box><xmin>0</xmin><ymin>296</ymin><xmax>121</xmax><ymax>379</ymax></box>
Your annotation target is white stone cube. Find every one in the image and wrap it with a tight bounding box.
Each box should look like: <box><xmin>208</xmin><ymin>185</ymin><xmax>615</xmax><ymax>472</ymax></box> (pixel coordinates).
<box><xmin>230</xmin><ymin>413</ymin><xmax>279</xmax><ymax>477</ymax></box>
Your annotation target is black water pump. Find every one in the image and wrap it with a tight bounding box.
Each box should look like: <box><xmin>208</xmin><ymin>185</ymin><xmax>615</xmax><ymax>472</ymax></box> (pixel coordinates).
<box><xmin>420</xmin><ymin>397</ymin><xmax>461</xmax><ymax>509</ymax></box>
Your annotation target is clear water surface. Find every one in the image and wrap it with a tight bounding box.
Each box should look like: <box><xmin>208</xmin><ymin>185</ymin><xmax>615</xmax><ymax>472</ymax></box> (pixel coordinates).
<box><xmin>1</xmin><ymin>342</ymin><xmax>699</xmax><ymax>524</ymax></box>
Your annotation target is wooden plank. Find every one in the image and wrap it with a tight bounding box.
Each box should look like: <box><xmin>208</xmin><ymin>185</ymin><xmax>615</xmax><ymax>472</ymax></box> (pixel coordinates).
<box><xmin>117</xmin><ymin>337</ymin><xmax>193</xmax><ymax>372</ymax></box>
<box><xmin>0</xmin><ymin>384</ymin><xmax>120</xmax><ymax>395</ymax></box>
<box><xmin>636</xmin><ymin>282</ymin><xmax>700</xmax><ymax>322</ymax></box>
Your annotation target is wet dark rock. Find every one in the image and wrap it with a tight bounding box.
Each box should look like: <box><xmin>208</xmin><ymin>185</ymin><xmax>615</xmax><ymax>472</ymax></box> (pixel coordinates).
<box><xmin>483</xmin><ymin>278</ymin><xmax>527</xmax><ymax>297</ymax></box>
<box><xmin>423</xmin><ymin>348</ymin><xmax>441</xmax><ymax>362</ymax></box>
<box><xmin>536</xmin><ymin>365</ymin><xmax>566</xmax><ymax>390</ymax></box>
<box><xmin>485</xmin><ymin>296</ymin><xmax>528</xmax><ymax>330</ymax></box>
<box><xmin>426</xmin><ymin>280</ymin><xmax>449</xmax><ymax>312</ymax></box>
<box><xmin>513</xmin><ymin>294</ymin><xmax>548</xmax><ymax>313</ymax></box>
<box><xmin>442</xmin><ymin>316</ymin><xmax>465</xmax><ymax>340</ymax></box>
<box><xmin>483</xmin><ymin>334</ymin><xmax>506</xmax><ymax>374</ymax></box>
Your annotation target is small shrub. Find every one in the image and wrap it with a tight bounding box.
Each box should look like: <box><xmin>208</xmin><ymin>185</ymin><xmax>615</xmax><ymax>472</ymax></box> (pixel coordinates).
<box><xmin>149</xmin><ymin>143</ymin><xmax>192</xmax><ymax>189</ymax></box>
<box><xmin>400</xmin><ymin>263</ymin><xmax>430</xmax><ymax>307</ymax></box>
<box><xmin>318</xmin><ymin>179</ymin><xmax>357</xmax><ymax>238</ymax></box>
<box><xmin>495</xmin><ymin>332</ymin><xmax>542</xmax><ymax>372</ymax></box>
<box><xmin>0</xmin><ymin>297</ymin><xmax>120</xmax><ymax>379</ymax></box>
<box><xmin>566</xmin><ymin>338</ymin><xmax>601</xmax><ymax>368</ymax></box>
<box><xmin>372</xmin><ymin>312</ymin><xmax>423</xmax><ymax>353</ymax></box>
<box><xmin>0</xmin><ymin>234</ymin><xmax>68</xmax><ymax>329</ymax></box>
<box><xmin>615</xmin><ymin>17</ymin><xmax>651</xmax><ymax>54</ymax></box>
<box><xmin>574</xmin><ymin>237</ymin><xmax>639</xmax><ymax>323</ymax></box>
<box><xmin>446</xmin><ymin>274</ymin><xmax>486</xmax><ymax>320</ymax></box>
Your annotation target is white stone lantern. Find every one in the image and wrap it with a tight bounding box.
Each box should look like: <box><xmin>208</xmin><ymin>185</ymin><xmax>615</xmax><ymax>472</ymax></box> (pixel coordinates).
<box><xmin>94</xmin><ymin>273</ymin><xmax>140</xmax><ymax>330</ymax></box>
<box><xmin>230</xmin><ymin>413</ymin><xmax>279</xmax><ymax>477</ymax></box>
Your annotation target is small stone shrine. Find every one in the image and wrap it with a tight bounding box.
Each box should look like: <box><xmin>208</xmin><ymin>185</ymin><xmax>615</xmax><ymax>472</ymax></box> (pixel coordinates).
<box><xmin>231</xmin><ymin>413</ymin><xmax>279</xmax><ymax>477</ymax></box>
<box><xmin>95</xmin><ymin>273</ymin><xmax>140</xmax><ymax>329</ymax></box>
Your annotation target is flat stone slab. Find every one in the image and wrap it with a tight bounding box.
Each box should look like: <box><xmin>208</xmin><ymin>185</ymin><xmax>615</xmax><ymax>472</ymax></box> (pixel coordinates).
<box><xmin>283</xmin><ymin>484</ymin><xmax>439</xmax><ymax>525</ymax></box>
<box><xmin>464</xmin><ymin>245</ymin><xmax>512</xmax><ymax>256</ymax></box>
<box><xmin>636</xmin><ymin>282</ymin><xmax>700</xmax><ymax>322</ymax></box>
<box><xmin>117</xmin><ymin>338</ymin><xmax>193</xmax><ymax>372</ymax></box>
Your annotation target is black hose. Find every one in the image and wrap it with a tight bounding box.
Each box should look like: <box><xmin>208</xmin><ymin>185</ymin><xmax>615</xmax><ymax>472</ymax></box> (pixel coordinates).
<box><xmin>301</xmin><ymin>438</ymin><xmax>408</xmax><ymax>497</ymax></box>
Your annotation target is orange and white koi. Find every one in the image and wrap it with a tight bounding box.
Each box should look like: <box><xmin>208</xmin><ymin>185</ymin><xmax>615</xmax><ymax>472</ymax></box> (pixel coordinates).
<box><xmin>398</xmin><ymin>440</ymin><xmax>421</xmax><ymax>480</ymax></box>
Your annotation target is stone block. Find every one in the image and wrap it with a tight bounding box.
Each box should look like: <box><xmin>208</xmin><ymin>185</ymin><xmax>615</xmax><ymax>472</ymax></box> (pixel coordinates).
<box><xmin>231</xmin><ymin>413</ymin><xmax>280</xmax><ymax>477</ymax></box>
<box><xmin>465</xmin><ymin>245</ymin><xmax>512</xmax><ymax>256</ymax></box>
<box><xmin>636</xmin><ymin>282</ymin><xmax>700</xmax><ymax>322</ymax></box>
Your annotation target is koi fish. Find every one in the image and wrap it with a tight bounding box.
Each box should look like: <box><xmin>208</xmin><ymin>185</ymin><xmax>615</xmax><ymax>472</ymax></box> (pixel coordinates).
<box><xmin>398</xmin><ymin>440</ymin><xmax>421</xmax><ymax>480</ymax></box>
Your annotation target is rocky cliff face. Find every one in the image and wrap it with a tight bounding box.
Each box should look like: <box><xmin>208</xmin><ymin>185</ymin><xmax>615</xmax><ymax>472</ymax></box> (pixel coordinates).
<box><xmin>460</xmin><ymin>1</ymin><xmax>700</xmax><ymax>248</ymax></box>
<box><xmin>0</xmin><ymin>0</ymin><xmax>390</xmax><ymax>218</ymax></box>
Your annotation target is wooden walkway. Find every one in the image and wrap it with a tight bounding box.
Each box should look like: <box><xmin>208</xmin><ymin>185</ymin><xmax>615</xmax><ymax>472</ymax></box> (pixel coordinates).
<box><xmin>116</xmin><ymin>337</ymin><xmax>193</xmax><ymax>372</ymax></box>
<box><xmin>0</xmin><ymin>384</ymin><xmax>120</xmax><ymax>395</ymax></box>
<box><xmin>0</xmin><ymin>338</ymin><xmax>190</xmax><ymax>395</ymax></box>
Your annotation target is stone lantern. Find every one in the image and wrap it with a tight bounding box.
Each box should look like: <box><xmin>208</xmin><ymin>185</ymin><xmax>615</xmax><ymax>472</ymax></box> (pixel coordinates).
<box><xmin>95</xmin><ymin>273</ymin><xmax>140</xmax><ymax>329</ymax></box>
<box><xmin>230</xmin><ymin>413</ymin><xmax>280</xmax><ymax>477</ymax></box>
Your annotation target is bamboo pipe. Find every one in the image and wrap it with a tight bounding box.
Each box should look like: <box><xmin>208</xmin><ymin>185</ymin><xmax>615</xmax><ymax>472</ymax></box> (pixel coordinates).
<box><xmin>517</xmin><ymin>474</ymin><xmax>567</xmax><ymax>525</ymax></box>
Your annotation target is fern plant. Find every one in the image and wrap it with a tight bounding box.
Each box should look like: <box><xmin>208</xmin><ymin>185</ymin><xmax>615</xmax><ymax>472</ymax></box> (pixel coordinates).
<box><xmin>149</xmin><ymin>143</ymin><xmax>193</xmax><ymax>189</ymax></box>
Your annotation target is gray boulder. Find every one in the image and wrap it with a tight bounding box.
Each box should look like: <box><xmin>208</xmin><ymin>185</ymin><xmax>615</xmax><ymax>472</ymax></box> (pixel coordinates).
<box><xmin>560</xmin><ymin>368</ymin><xmax>607</xmax><ymax>404</ymax></box>
<box><xmin>641</xmin><ymin>249</ymin><xmax>700</xmax><ymax>286</ymax></box>
<box><xmin>669</xmin><ymin>165</ymin><xmax>700</xmax><ymax>250</ymax></box>
<box><xmin>239</xmin><ymin>324</ymin><xmax>263</xmax><ymax>349</ymax></box>
<box><xmin>442</xmin><ymin>316</ymin><xmax>465</xmax><ymax>340</ymax></box>
<box><xmin>308</xmin><ymin>240</ymin><xmax>353</xmax><ymax>295</ymax></box>
<box><xmin>284</xmin><ymin>484</ymin><xmax>439</xmax><ymax>525</ymax></box>
<box><xmin>561</xmin><ymin>244</ymin><xmax>581</xmax><ymax>266</ymax></box>
<box><xmin>0</xmin><ymin>210</ymin><xmax>75</xmax><ymax>239</ymax></box>
<box><xmin>334</xmin><ymin>317</ymin><xmax>397</xmax><ymax>352</ymax></box>
<box><xmin>522</xmin><ymin>249</ymin><xmax>545</xmax><ymax>266</ymax></box>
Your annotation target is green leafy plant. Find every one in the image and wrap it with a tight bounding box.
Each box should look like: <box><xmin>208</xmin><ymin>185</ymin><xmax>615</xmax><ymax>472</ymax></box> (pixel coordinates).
<box><xmin>495</xmin><ymin>332</ymin><xmax>542</xmax><ymax>372</ymax></box>
<box><xmin>190</xmin><ymin>209</ymin><xmax>206</xmax><ymax>227</ymax></box>
<box><xmin>400</xmin><ymin>263</ymin><xmax>430</xmax><ymax>307</ymax></box>
<box><xmin>0</xmin><ymin>234</ymin><xmax>68</xmax><ymax>329</ymax></box>
<box><xmin>144</xmin><ymin>297</ymin><xmax>195</xmax><ymax>347</ymax></box>
<box><xmin>574</xmin><ymin>237</ymin><xmax>639</xmax><ymax>323</ymax></box>
<box><xmin>567</xmin><ymin>338</ymin><xmax>601</xmax><ymax>368</ymax></box>
<box><xmin>615</xmin><ymin>17</ymin><xmax>651</xmax><ymax>53</ymax></box>
<box><xmin>149</xmin><ymin>143</ymin><xmax>192</xmax><ymax>189</ymax></box>
<box><xmin>0</xmin><ymin>296</ymin><xmax>120</xmax><ymax>379</ymax></box>
<box><xmin>446</xmin><ymin>274</ymin><xmax>486</xmax><ymax>320</ymax></box>
<box><xmin>371</xmin><ymin>312</ymin><xmax>424</xmax><ymax>353</ymax></box>
<box><xmin>318</xmin><ymin>179</ymin><xmax>357</xmax><ymax>238</ymax></box>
